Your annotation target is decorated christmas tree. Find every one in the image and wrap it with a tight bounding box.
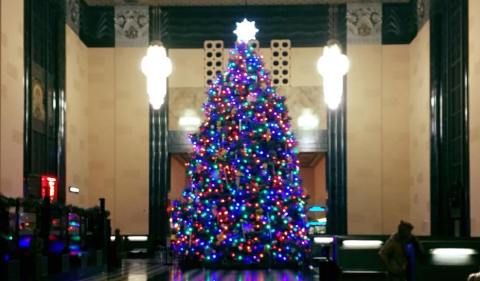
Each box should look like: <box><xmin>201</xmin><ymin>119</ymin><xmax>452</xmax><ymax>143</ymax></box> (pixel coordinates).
<box><xmin>170</xmin><ymin>19</ymin><xmax>310</xmax><ymax>267</ymax></box>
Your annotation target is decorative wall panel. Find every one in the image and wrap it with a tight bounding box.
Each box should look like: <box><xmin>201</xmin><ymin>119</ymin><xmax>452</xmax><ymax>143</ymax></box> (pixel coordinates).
<box><xmin>158</xmin><ymin>5</ymin><xmax>332</xmax><ymax>48</ymax></box>
<box><xmin>168</xmin><ymin>130</ymin><xmax>327</xmax><ymax>153</ymax></box>
<box><xmin>168</xmin><ymin>86</ymin><xmax>327</xmax><ymax>131</ymax></box>
<box><xmin>203</xmin><ymin>40</ymin><xmax>224</xmax><ymax>87</ymax></box>
<box><xmin>347</xmin><ymin>2</ymin><xmax>382</xmax><ymax>44</ymax></box>
<box><xmin>114</xmin><ymin>5</ymin><xmax>149</xmax><ymax>46</ymax></box>
<box><xmin>67</xmin><ymin>0</ymin><xmax>81</xmax><ymax>34</ymax></box>
<box><xmin>77</xmin><ymin>3</ymin><xmax>417</xmax><ymax>48</ymax></box>
<box><xmin>416</xmin><ymin>0</ymin><xmax>430</xmax><ymax>29</ymax></box>
<box><xmin>80</xmin><ymin>3</ymin><xmax>115</xmax><ymax>47</ymax></box>
<box><xmin>382</xmin><ymin>2</ymin><xmax>417</xmax><ymax>44</ymax></box>
<box><xmin>270</xmin><ymin>39</ymin><xmax>291</xmax><ymax>86</ymax></box>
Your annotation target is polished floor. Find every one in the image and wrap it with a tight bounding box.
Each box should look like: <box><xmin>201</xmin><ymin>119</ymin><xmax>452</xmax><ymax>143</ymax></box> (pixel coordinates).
<box><xmin>68</xmin><ymin>259</ymin><xmax>317</xmax><ymax>281</ymax></box>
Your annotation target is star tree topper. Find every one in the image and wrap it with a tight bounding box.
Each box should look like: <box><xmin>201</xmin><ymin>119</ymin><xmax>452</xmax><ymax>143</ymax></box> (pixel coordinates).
<box><xmin>233</xmin><ymin>18</ymin><xmax>259</xmax><ymax>43</ymax></box>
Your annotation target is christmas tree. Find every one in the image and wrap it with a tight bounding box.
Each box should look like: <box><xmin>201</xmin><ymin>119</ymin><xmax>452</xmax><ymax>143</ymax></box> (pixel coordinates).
<box><xmin>170</xmin><ymin>19</ymin><xmax>310</xmax><ymax>266</ymax></box>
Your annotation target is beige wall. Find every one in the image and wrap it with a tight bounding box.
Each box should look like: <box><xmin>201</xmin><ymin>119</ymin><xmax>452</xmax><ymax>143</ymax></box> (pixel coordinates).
<box><xmin>0</xmin><ymin>0</ymin><xmax>24</xmax><ymax>197</ymax></box>
<box><xmin>347</xmin><ymin>24</ymin><xmax>430</xmax><ymax>235</ymax></box>
<box><xmin>88</xmin><ymin>48</ymin><xmax>115</xmax><ymax>215</ymax></box>
<box><xmin>88</xmin><ymin>47</ymin><xmax>149</xmax><ymax>234</ymax></box>
<box><xmin>66</xmin><ymin>26</ymin><xmax>89</xmax><ymax>207</ymax></box>
<box><xmin>381</xmin><ymin>45</ymin><xmax>411</xmax><ymax>234</ymax></box>
<box><xmin>409</xmin><ymin>22</ymin><xmax>430</xmax><ymax>235</ymax></box>
<box><xmin>381</xmin><ymin>45</ymin><xmax>410</xmax><ymax>233</ymax></box>
<box><xmin>469</xmin><ymin>0</ymin><xmax>480</xmax><ymax>237</ymax></box>
<box><xmin>347</xmin><ymin>44</ymin><xmax>384</xmax><ymax>234</ymax></box>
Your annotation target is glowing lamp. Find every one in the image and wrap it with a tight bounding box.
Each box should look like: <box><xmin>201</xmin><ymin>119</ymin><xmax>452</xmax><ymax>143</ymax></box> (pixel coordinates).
<box><xmin>313</xmin><ymin>237</ymin><xmax>334</xmax><ymax>244</ymax></box>
<box><xmin>127</xmin><ymin>235</ymin><xmax>148</xmax><ymax>242</ymax></box>
<box><xmin>297</xmin><ymin>109</ymin><xmax>319</xmax><ymax>130</ymax></box>
<box><xmin>431</xmin><ymin>248</ymin><xmax>477</xmax><ymax>265</ymax></box>
<box><xmin>342</xmin><ymin>240</ymin><xmax>383</xmax><ymax>249</ymax></box>
<box><xmin>141</xmin><ymin>43</ymin><xmax>172</xmax><ymax>110</ymax></box>
<box><xmin>179</xmin><ymin>109</ymin><xmax>201</xmax><ymax>131</ymax></box>
<box><xmin>234</xmin><ymin>18</ymin><xmax>258</xmax><ymax>43</ymax></box>
<box><xmin>317</xmin><ymin>41</ymin><xmax>350</xmax><ymax>110</ymax></box>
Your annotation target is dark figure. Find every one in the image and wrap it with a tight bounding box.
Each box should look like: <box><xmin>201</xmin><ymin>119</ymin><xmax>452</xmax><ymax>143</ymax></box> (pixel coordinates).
<box><xmin>114</xmin><ymin>229</ymin><xmax>123</xmax><ymax>265</ymax></box>
<box><xmin>108</xmin><ymin>229</ymin><xmax>122</xmax><ymax>270</ymax></box>
<box><xmin>379</xmin><ymin>221</ymin><xmax>423</xmax><ymax>281</ymax></box>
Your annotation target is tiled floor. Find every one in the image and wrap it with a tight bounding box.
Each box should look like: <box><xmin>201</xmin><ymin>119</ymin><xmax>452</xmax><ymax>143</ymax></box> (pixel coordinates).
<box><xmin>70</xmin><ymin>259</ymin><xmax>317</xmax><ymax>281</ymax></box>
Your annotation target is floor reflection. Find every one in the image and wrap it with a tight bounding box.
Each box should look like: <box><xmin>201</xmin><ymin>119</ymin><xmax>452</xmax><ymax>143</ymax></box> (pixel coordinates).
<box><xmin>74</xmin><ymin>259</ymin><xmax>316</xmax><ymax>281</ymax></box>
<box><xmin>167</xmin><ymin>268</ymin><xmax>315</xmax><ymax>281</ymax></box>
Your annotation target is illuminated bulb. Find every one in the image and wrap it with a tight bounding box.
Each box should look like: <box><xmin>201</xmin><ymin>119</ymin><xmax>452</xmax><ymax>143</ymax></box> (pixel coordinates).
<box><xmin>141</xmin><ymin>44</ymin><xmax>172</xmax><ymax>109</ymax></box>
<box><xmin>317</xmin><ymin>41</ymin><xmax>350</xmax><ymax>110</ymax></box>
<box><xmin>233</xmin><ymin>18</ymin><xmax>259</xmax><ymax>43</ymax></box>
<box><xmin>179</xmin><ymin>109</ymin><xmax>201</xmax><ymax>131</ymax></box>
<box><xmin>297</xmin><ymin>109</ymin><xmax>319</xmax><ymax>130</ymax></box>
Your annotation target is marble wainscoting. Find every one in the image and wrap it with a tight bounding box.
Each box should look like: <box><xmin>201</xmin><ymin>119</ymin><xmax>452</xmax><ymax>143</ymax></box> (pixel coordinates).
<box><xmin>168</xmin><ymin>86</ymin><xmax>326</xmax><ymax>131</ymax></box>
<box><xmin>168</xmin><ymin>86</ymin><xmax>327</xmax><ymax>153</ymax></box>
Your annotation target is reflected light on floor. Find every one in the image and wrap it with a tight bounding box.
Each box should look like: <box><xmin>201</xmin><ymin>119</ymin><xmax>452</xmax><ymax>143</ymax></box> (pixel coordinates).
<box><xmin>169</xmin><ymin>268</ymin><xmax>313</xmax><ymax>281</ymax></box>
<box><xmin>128</xmin><ymin>273</ymin><xmax>148</xmax><ymax>281</ymax></box>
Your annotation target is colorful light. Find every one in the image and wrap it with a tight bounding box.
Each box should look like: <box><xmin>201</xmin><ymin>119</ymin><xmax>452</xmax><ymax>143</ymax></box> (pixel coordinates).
<box><xmin>68</xmin><ymin>213</ymin><xmax>82</xmax><ymax>256</ymax></box>
<box><xmin>170</xmin><ymin>27</ymin><xmax>310</xmax><ymax>266</ymax></box>
<box><xmin>41</xmin><ymin>176</ymin><xmax>57</xmax><ymax>202</ymax></box>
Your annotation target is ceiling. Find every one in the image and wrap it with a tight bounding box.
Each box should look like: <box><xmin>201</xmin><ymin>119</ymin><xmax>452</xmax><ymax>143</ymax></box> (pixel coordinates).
<box><xmin>85</xmin><ymin>0</ymin><xmax>409</xmax><ymax>6</ymax></box>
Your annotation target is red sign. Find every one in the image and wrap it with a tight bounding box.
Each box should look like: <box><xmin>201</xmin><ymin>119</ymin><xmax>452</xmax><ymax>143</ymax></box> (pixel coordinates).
<box><xmin>41</xmin><ymin>176</ymin><xmax>57</xmax><ymax>202</ymax></box>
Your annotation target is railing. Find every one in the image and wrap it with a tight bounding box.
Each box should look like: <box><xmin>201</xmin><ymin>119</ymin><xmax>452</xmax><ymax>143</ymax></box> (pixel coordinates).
<box><xmin>0</xmin><ymin>195</ymin><xmax>110</xmax><ymax>280</ymax></box>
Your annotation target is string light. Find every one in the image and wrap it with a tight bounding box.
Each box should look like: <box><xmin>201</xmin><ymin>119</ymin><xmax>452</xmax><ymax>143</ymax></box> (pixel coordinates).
<box><xmin>170</xmin><ymin>33</ymin><xmax>309</xmax><ymax>265</ymax></box>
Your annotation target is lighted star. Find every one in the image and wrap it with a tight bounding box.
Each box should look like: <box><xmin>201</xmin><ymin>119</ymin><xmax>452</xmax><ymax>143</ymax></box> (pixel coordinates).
<box><xmin>233</xmin><ymin>18</ymin><xmax>259</xmax><ymax>43</ymax></box>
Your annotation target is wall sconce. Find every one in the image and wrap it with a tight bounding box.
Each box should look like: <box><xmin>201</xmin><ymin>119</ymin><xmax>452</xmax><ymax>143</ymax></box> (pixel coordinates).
<box><xmin>297</xmin><ymin>108</ymin><xmax>319</xmax><ymax>130</ymax></box>
<box><xmin>317</xmin><ymin>41</ymin><xmax>349</xmax><ymax>110</ymax></box>
<box><xmin>141</xmin><ymin>43</ymin><xmax>172</xmax><ymax>110</ymax></box>
<box><xmin>178</xmin><ymin>109</ymin><xmax>201</xmax><ymax>131</ymax></box>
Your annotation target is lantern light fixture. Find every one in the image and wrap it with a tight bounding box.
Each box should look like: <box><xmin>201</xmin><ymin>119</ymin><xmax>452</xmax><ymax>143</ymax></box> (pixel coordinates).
<box><xmin>317</xmin><ymin>40</ymin><xmax>350</xmax><ymax>110</ymax></box>
<box><xmin>141</xmin><ymin>42</ymin><xmax>172</xmax><ymax>110</ymax></box>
